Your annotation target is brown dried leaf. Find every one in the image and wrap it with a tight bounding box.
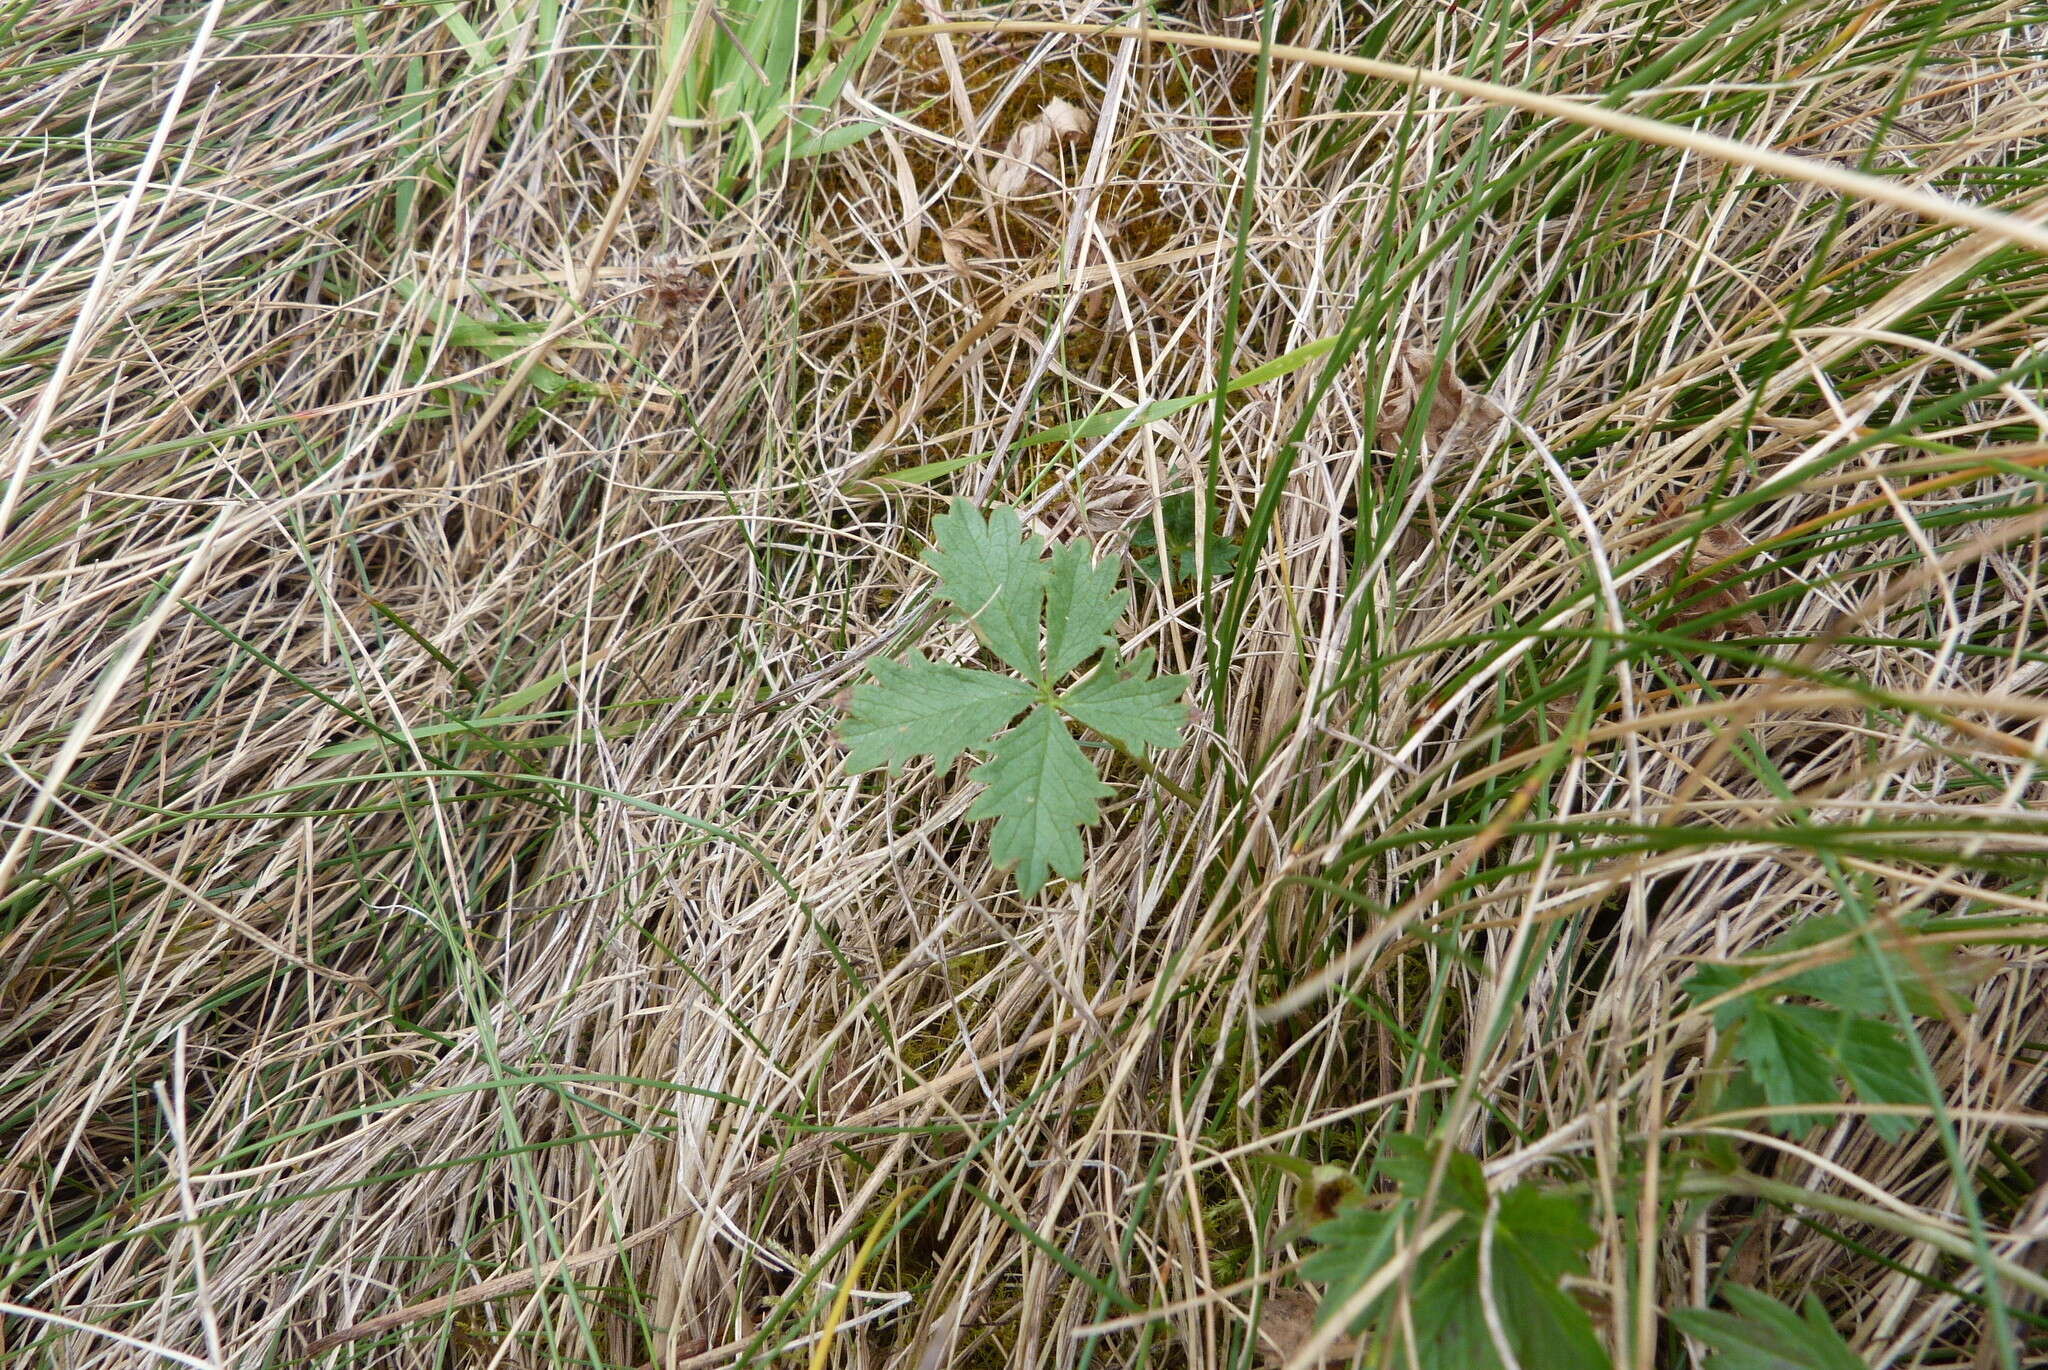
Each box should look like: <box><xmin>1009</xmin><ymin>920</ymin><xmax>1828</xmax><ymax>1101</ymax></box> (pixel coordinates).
<box><xmin>640</xmin><ymin>256</ymin><xmax>711</xmax><ymax>319</ymax></box>
<box><xmin>1376</xmin><ymin>344</ymin><xmax>1502</xmax><ymax>452</ymax></box>
<box><xmin>1657</xmin><ymin>497</ymin><xmax>1767</xmax><ymax>637</ymax></box>
<box><xmin>1039</xmin><ymin>97</ymin><xmax>1090</xmax><ymax>139</ymax></box>
<box><xmin>989</xmin><ymin>98</ymin><xmax>1093</xmax><ymax>199</ymax></box>
<box><xmin>937</xmin><ymin>224</ymin><xmax>996</xmax><ymax>278</ymax></box>
<box><xmin>1074</xmin><ymin>472</ymin><xmax>1158</xmax><ymax>534</ymax></box>
<box><xmin>1253</xmin><ymin>1288</ymin><xmax>1360</xmax><ymax>1368</ymax></box>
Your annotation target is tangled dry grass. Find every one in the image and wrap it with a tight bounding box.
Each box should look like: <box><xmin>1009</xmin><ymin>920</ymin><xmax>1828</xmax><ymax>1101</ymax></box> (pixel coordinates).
<box><xmin>5</xmin><ymin>0</ymin><xmax>2048</xmax><ymax>1367</ymax></box>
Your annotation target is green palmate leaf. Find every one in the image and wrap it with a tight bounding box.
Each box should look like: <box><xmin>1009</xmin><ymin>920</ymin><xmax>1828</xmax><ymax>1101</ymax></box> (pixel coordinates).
<box><xmin>1672</xmin><ymin>1288</ymin><xmax>1866</xmax><ymax>1370</ymax></box>
<box><xmin>923</xmin><ymin>500</ymin><xmax>1048</xmax><ymax>676</ymax></box>
<box><xmin>1733</xmin><ymin>1003</ymin><xmax>1840</xmax><ymax>1132</ymax></box>
<box><xmin>1378</xmin><ymin>1135</ymin><xmax>1489</xmax><ymax>1215</ymax></box>
<box><xmin>840</xmin><ymin>502</ymin><xmax>1191</xmax><ymax>896</ymax></box>
<box><xmin>1832</xmin><ymin>1016</ymin><xmax>1925</xmax><ymax>1142</ymax></box>
<box><xmin>1772</xmin><ymin>922</ymin><xmax>1904</xmax><ymax>1015</ymax></box>
<box><xmin>1493</xmin><ymin>1184</ymin><xmax>1601</xmax><ymax>1272</ymax></box>
<box><xmin>1301</xmin><ymin>1204</ymin><xmax>1403</xmax><ymax>1331</ymax></box>
<box><xmin>1407</xmin><ymin>1238</ymin><xmax>1489</xmax><ymax>1362</ymax></box>
<box><xmin>967</xmin><ymin>706</ymin><xmax>1115</xmax><ymax>897</ymax></box>
<box><xmin>1130</xmin><ymin>490</ymin><xmax>1241</xmax><ymax>584</ymax></box>
<box><xmin>1680</xmin><ymin>914</ymin><xmax>1971</xmax><ymax>1140</ymax></box>
<box><xmin>1042</xmin><ymin>539</ymin><xmax>1126</xmax><ymax>679</ymax></box>
<box><xmin>1301</xmin><ymin>1142</ymin><xmax>1609</xmax><ymax>1370</ymax></box>
<box><xmin>1487</xmin><ymin>1185</ymin><xmax>1608</xmax><ymax>1370</ymax></box>
<box><xmin>840</xmin><ymin>654</ymin><xmax>1035</xmax><ymax>775</ymax></box>
<box><xmin>1770</xmin><ymin>915</ymin><xmax>1969</xmax><ymax>1018</ymax></box>
<box><xmin>1686</xmin><ymin>962</ymin><xmax>1751</xmax><ymax>1028</ymax></box>
<box><xmin>1057</xmin><ymin>651</ymin><xmax>1189</xmax><ymax>752</ymax></box>
<box><xmin>1398</xmin><ymin>1190</ymin><xmax>1606</xmax><ymax>1370</ymax></box>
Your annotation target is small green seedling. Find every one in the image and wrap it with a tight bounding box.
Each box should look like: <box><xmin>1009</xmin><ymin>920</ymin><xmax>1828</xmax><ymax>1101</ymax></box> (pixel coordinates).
<box><xmin>841</xmin><ymin>501</ymin><xmax>1190</xmax><ymax>897</ymax></box>
<box><xmin>1298</xmin><ymin>1135</ymin><xmax>1609</xmax><ymax>1369</ymax></box>
<box><xmin>1682</xmin><ymin>914</ymin><xmax>1972</xmax><ymax>1142</ymax></box>
<box><xmin>1672</xmin><ymin>1287</ymin><xmax>1867</xmax><ymax>1370</ymax></box>
<box><xmin>1130</xmin><ymin>490</ymin><xmax>1239</xmax><ymax>585</ymax></box>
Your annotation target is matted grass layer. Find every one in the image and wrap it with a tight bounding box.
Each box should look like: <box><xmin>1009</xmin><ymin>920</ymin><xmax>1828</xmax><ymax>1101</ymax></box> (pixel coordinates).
<box><xmin>4</xmin><ymin>0</ymin><xmax>2048</xmax><ymax>1367</ymax></box>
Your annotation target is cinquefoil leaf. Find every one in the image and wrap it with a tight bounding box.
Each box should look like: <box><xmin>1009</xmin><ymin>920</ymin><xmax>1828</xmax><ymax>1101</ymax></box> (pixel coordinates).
<box><xmin>923</xmin><ymin>500</ymin><xmax>1047</xmax><ymax>676</ymax></box>
<box><xmin>1672</xmin><ymin>1288</ymin><xmax>1865</xmax><ymax>1370</ymax></box>
<box><xmin>1301</xmin><ymin>1145</ymin><xmax>1609</xmax><ymax>1370</ymax></box>
<box><xmin>1771</xmin><ymin>915</ymin><xmax>1969</xmax><ymax>1018</ymax></box>
<box><xmin>841</xmin><ymin>654</ymin><xmax>1035</xmax><ymax>775</ymax></box>
<box><xmin>1488</xmin><ymin>1184</ymin><xmax>1607</xmax><ymax>1370</ymax></box>
<box><xmin>1833</xmin><ymin>1016</ymin><xmax>1924</xmax><ymax>1143</ymax></box>
<box><xmin>967</xmin><ymin>706</ymin><xmax>1114</xmax><ymax>897</ymax></box>
<box><xmin>842</xmin><ymin>503</ymin><xmax>1193</xmax><ymax>897</ymax></box>
<box><xmin>1043</xmin><ymin>539</ymin><xmax>1125</xmax><ymax>679</ymax></box>
<box><xmin>1301</xmin><ymin>1204</ymin><xmax>1403</xmax><ymax>1334</ymax></box>
<box><xmin>1057</xmin><ymin>650</ymin><xmax>1188</xmax><ymax>752</ymax></box>
<box><xmin>1682</xmin><ymin>916</ymin><xmax>1958</xmax><ymax>1140</ymax></box>
<box><xmin>1376</xmin><ymin>1135</ymin><xmax>1490</xmax><ymax>1218</ymax></box>
<box><xmin>1736</xmin><ymin>1003</ymin><xmax>1840</xmax><ymax>1132</ymax></box>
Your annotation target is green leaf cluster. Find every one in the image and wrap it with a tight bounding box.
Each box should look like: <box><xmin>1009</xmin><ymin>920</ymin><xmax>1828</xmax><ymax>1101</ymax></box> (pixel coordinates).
<box><xmin>1129</xmin><ymin>490</ymin><xmax>1239</xmax><ymax>584</ymax></box>
<box><xmin>1299</xmin><ymin>1136</ymin><xmax>1609</xmax><ymax>1370</ymax></box>
<box><xmin>841</xmin><ymin>501</ymin><xmax>1190</xmax><ymax>897</ymax></box>
<box><xmin>1681</xmin><ymin>915</ymin><xmax>1969</xmax><ymax>1141</ymax></box>
<box><xmin>1672</xmin><ymin>1287</ymin><xmax>1866</xmax><ymax>1370</ymax></box>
